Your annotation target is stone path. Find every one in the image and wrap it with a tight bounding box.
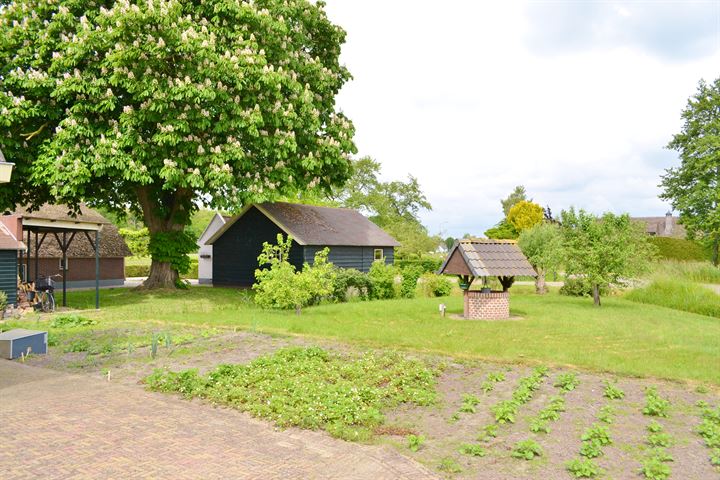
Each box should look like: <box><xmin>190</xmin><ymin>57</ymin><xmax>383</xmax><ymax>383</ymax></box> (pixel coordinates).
<box><xmin>0</xmin><ymin>361</ymin><xmax>436</xmax><ymax>479</ymax></box>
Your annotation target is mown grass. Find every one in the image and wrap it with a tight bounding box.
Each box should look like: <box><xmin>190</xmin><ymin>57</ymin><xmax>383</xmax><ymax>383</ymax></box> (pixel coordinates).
<box><xmin>625</xmin><ymin>278</ymin><xmax>720</xmax><ymax>318</ymax></box>
<box><xmin>55</xmin><ymin>286</ymin><xmax>720</xmax><ymax>385</ymax></box>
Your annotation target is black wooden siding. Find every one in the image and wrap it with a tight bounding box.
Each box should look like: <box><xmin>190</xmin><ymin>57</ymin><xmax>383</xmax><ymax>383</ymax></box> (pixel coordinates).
<box><xmin>212</xmin><ymin>206</ymin><xmax>304</xmax><ymax>286</ymax></box>
<box><xmin>303</xmin><ymin>246</ymin><xmax>394</xmax><ymax>273</ymax></box>
<box><xmin>0</xmin><ymin>250</ymin><xmax>17</xmax><ymax>305</ymax></box>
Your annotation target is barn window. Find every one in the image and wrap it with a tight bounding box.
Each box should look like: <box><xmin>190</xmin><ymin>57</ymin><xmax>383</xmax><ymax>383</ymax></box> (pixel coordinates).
<box><xmin>374</xmin><ymin>249</ymin><xmax>384</xmax><ymax>260</ymax></box>
<box><xmin>59</xmin><ymin>258</ymin><xmax>69</xmax><ymax>271</ymax></box>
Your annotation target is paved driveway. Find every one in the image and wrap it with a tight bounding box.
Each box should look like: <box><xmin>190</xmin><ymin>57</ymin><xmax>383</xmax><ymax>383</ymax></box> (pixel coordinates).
<box><xmin>0</xmin><ymin>361</ymin><xmax>436</xmax><ymax>479</ymax></box>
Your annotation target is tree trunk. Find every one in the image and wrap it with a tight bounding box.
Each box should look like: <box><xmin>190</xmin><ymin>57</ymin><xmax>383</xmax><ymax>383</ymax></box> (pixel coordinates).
<box><xmin>535</xmin><ymin>269</ymin><xmax>547</xmax><ymax>295</ymax></box>
<box><xmin>592</xmin><ymin>284</ymin><xmax>601</xmax><ymax>306</ymax></box>
<box><xmin>136</xmin><ymin>186</ymin><xmax>190</xmax><ymax>289</ymax></box>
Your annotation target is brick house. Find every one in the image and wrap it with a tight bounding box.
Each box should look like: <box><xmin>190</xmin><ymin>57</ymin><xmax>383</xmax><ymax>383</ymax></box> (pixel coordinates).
<box><xmin>2</xmin><ymin>204</ymin><xmax>132</xmax><ymax>289</ymax></box>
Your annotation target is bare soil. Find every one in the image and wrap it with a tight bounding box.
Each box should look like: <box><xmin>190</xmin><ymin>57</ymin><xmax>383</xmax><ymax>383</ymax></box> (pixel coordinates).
<box><xmin>19</xmin><ymin>330</ymin><xmax>720</xmax><ymax>479</ymax></box>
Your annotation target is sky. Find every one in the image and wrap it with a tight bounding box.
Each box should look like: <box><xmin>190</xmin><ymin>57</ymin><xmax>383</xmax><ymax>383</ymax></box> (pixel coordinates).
<box><xmin>322</xmin><ymin>0</ymin><xmax>720</xmax><ymax>238</ymax></box>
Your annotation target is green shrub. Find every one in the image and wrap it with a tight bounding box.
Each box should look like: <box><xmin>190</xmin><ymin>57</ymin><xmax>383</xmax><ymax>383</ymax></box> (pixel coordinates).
<box><xmin>399</xmin><ymin>265</ymin><xmax>422</xmax><ymax>299</ymax></box>
<box><xmin>582</xmin><ymin>424</ymin><xmax>612</xmax><ymax>446</ymax></box>
<box><xmin>626</xmin><ymin>279</ymin><xmax>720</xmax><ymax>318</ymax></box>
<box><xmin>554</xmin><ymin>372</ymin><xmax>580</xmax><ymax>392</ymax></box>
<box><xmin>648</xmin><ymin>237</ymin><xmax>709</xmax><ymax>262</ymax></box>
<box><xmin>560</xmin><ymin>277</ymin><xmax>608</xmax><ymax>297</ymax></box>
<box><xmin>420</xmin><ymin>273</ymin><xmax>453</xmax><ymax>297</ymax></box>
<box><xmin>125</xmin><ymin>263</ymin><xmax>151</xmax><ymax>277</ymax></box>
<box><xmin>368</xmin><ymin>260</ymin><xmax>397</xmax><ymax>300</ymax></box>
<box><xmin>640</xmin><ymin>456</ymin><xmax>670</xmax><ymax>479</ymax></box>
<box><xmin>643</xmin><ymin>387</ymin><xmax>670</xmax><ymax>417</ymax></box>
<box><xmin>394</xmin><ymin>255</ymin><xmax>443</xmax><ymax>273</ymax></box>
<box><xmin>253</xmin><ymin>235</ymin><xmax>335</xmax><ymax>312</ymax></box>
<box><xmin>146</xmin><ymin>347</ymin><xmax>437</xmax><ymax>441</ymax></box>
<box><xmin>330</xmin><ymin>268</ymin><xmax>373</xmax><ymax>302</ymax></box>
<box><xmin>566</xmin><ymin>457</ymin><xmax>602</xmax><ymax>478</ymax></box>
<box><xmin>459</xmin><ymin>443</ymin><xmax>486</xmax><ymax>457</ymax></box>
<box><xmin>512</xmin><ymin>439</ymin><xmax>543</xmax><ymax>460</ymax></box>
<box><xmin>407</xmin><ymin>434</ymin><xmax>425</xmax><ymax>452</ymax></box>
<box><xmin>119</xmin><ymin>227</ymin><xmax>150</xmax><ymax>257</ymax></box>
<box><xmin>603</xmin><ymin>381</ymin><xmax>625</xmax><ymax>400</ymax></box>
<box><xmin>51</xmin><ymin>313</ymin><xmax>97</xmax><ymax>328</ymax></box>
<box><xmin>180</xmin><ymin>259</ymin><xmax>198</xmax><ymax>279</ymax></box>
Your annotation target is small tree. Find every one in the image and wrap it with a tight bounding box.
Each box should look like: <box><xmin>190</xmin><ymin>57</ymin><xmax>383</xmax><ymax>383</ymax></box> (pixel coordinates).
<box><xmin>560</xmin><ymin>209</ymin><xmax>655</xmax><ymax>306</ymax></box>
<box><xmin>253</xmin><ymin>234</ymin><xmax>335</xmax><ymax>314</ymax></box>
<box><xmin>518</xmin><ymin>223</ymin><xmax>563</xmax><ymax>294</ymax></box>
<box><xmin>368</xmin><ymin>260</ymin><xmax>396</xmax><ymax>300</ymax></box>
<box><xmin>484</xmin><ymin>220</ymin><xmax>518</xmax><ymax>240</ymax></box>
<box><xmin>507</xmin><ymin>201</ymin><xmax>544</xmax><ymax>233</ymax></box>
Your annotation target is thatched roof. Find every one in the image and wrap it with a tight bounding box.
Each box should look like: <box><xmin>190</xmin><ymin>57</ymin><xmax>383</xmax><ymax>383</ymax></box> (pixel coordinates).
<box><xmin>8</xmin><ymin>204</ymin><xmax>131</xmax><ymax>258</ymax></box>
<box><xmin>12</xmin><ymin>203</ymin><xmax>109</xmax><ymax>225</ymax></box>
<box><xmin>208</xmin><ymin>202</ymin><xmax>400</xmax><ymax>247</ymax></box>
<box><xmin>439</xmin><ymin>239</ymin><xmax>537</xmax><ymax>277</ymax></box>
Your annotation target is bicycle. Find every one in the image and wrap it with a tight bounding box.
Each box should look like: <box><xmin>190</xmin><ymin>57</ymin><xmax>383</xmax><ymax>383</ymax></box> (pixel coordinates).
<box><xmin>34</xmin><ymin>274</ymin><xmax>61</xmax><ymax>313</ymax></box>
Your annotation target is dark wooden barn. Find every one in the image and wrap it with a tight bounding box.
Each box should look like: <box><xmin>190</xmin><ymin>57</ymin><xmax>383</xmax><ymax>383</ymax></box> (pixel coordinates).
<box><xmin>0</xmin><ymin>222</ymin><xmax>21</xmax><ymax>306</ymax></box>
<box><xmin>206</xmin><ymin>202</ymin><xmax>400</xmax><ymax>286</ymax></box>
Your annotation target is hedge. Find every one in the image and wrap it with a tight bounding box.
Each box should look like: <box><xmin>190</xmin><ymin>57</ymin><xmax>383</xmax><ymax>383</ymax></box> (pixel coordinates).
<box><xmin>648</xmin><ymin>237</ymin><xmax>709</xmax><ymax>262</ymax></box>
<box><xmin>125</xmin><ymin>259</ymin><xmax>198</xmax><ymax>279</ymax></box>
<box><xmin>394</xmin><ymin>255</ymin><xmax>443</xmax><ymax>274</ymax></box>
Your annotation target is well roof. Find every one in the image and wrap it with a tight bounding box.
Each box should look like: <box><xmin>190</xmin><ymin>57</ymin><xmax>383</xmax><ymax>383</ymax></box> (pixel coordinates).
<box><xmin>208</xmin><ymin>202</ymin><xmax>400</xmax><ymax>247</ymax></box>
<box><xmin>438</xmin><ymin>239</ymin><xmax>537</xmax><ymax>277</ymax></box>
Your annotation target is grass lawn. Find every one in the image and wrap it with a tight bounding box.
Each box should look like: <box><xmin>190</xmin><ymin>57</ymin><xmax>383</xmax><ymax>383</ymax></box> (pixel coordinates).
<box><xmin>56</xmin><ymin>285</ymin><xmax>720</xmax><ymax>385</ymax></box>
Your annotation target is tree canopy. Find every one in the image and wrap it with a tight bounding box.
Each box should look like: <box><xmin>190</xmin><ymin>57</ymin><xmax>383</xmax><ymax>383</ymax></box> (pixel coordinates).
<box><xmin>0</xmin><ymin>0</ymin><xmax>356</xmax><ymax>287</ymax></box>
<box><xmin>518</xmin><ymin>222</ymin><xmax>563</xmax><ymax>294</ymax></box>
<box><xmin>560</xmin><ymin>208</ymin><xmax>655</xmax><ymax>306</ymax></box>
<box><xmin>501</xmin><ymin>185</ymin><xmax>529</xmax><ymax>216</ymax></box>
<box><xmin>661</xmin><ymin>77</ymin><xmax>720</xmax><ymax>266</ymax></box>
<box><xmin>507</xmin><ymin>200</ymin><xmax>544</xmax><ymax>233</ymax></box>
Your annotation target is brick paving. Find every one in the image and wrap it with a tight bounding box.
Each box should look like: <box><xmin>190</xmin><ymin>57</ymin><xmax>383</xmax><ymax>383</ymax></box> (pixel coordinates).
<box><xmin>0</xmin><ymin>361</ymin><xmax>437</xmax><ymax>479</ymax></box>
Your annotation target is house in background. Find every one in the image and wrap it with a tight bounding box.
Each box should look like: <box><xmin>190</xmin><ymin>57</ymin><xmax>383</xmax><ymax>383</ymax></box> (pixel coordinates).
<box><xmin>206</xmin><ymin>202</ymin><xmax>400</xmax><ymax>286</ymax></box>
<box><xmin>0</xmin><ymin>222</ymin><xmax>22</xmax><ymax>305</ymax></box>
<box><xmin>197</xmin><ymin>212</ymin><xmax>230</xmax><ymax>285</ymax></box>
<box><xmin>2</xmin><ymin>204</ymin><xmax>132</xmax><ymax>289</ymax></box>
<box><xmin>632</xmin><ymin>212</ymin><xmax>686</xmax><ymax>239</ymax></box>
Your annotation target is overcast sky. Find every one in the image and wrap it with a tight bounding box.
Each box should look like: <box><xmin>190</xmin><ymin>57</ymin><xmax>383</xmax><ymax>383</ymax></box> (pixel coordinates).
<box><xmin>323</xmin><ymin>0</ymin><xmax>720</xmax><ymax>237</ymax></box>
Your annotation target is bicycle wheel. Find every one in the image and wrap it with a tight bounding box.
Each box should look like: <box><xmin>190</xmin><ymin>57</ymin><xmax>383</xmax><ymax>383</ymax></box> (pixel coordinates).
<box><xmin>41</xmin><ymin>292</ymin><xmax>55</xmax><ymax>313</ymax></box>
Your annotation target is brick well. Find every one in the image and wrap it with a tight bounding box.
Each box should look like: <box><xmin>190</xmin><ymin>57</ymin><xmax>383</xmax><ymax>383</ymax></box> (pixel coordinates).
<box><xmin>463</xmin><ymin>290</ymin><xmax>510</xmax><ymax>320</ymax></box>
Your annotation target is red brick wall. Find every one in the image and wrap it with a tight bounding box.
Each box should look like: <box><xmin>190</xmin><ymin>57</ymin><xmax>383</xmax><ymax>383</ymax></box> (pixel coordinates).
<box><xmin>463</xmin><ymin>291</ymin><xmax>510</xmax><ymax>319</ymax></box>
<box><xmin>20</xmin><ymin>257</ymin><xmax>125</xmax><ymax>282</ymax></box>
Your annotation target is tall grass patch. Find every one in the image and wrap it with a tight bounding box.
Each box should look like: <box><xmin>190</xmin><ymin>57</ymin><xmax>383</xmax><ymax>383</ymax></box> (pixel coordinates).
<box><xmin>651</xmin><ymin>261</ymin><xmax>720</xmax><ymax>284</ymax></box>
<box><xmin>146</xmin><ymin>346</ymin><xmax>438</xmax><ymax>441</ymax></box>
<box><xmin>626</xmin><ymin>279</ymin><xmax>720</xmax><ymax>318</ymax></box>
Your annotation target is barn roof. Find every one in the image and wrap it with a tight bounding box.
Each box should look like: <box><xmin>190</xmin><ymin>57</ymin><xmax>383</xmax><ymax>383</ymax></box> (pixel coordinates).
<box><xmin>207</xmin><ymin>202</ymin><xmax>401</xmax><ymax>247</ymax></box>
<box><xmin>438</xmin><ymin>239</ymin><xmax>537</xmax><ymax>277</ymax></box>
<box><xmin>0</xmin><ymin>222</ymin><xmax>20</xmax><ymax>250</ymax></box>
<box><xmin>13</xmin><ymin>203</ymin><xmax>110</xmax><ymax>225</ymax></box>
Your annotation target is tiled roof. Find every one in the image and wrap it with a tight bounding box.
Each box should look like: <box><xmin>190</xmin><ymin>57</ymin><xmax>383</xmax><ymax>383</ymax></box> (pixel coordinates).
<box><xmin>209</xmin><ymin>202</ymin><xmax>400</xmax><ymax>247</ymax></box>
<box><xmin>12</xmin><ymin>203</ymin><xmax>109</xmax><ymax>224</ymax></box>
<box><xmin>439</xmin><ymin>239</ymin><xmax>537</xmax><ymax>277</ymax></box>
<box><xmin>0</xmin><ymin>222</ymin><xmax>19</xmax><ymax>250</ymax></box>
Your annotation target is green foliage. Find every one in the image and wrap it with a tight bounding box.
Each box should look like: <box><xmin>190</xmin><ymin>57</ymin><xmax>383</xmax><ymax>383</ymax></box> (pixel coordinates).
<box><xmin>437</xmin><ymin>457</ymin><xmax>462</xmax><ymax>473</ymax></box>
<box><xmin>652</xmin><ymin>260</ymin><xmax>720</xmax><ymax>284</ymax></box>
<box><xmin>253</xmin><ymin>235</ymin><xmax>336</xmax><ymax>312</ymax></box>
<box><xmin>479</xmin><ymin>424</ymin><xmax>498</xmax><ymax>441</ymax></box>
<box><xmin>554</xmin><ymin>373</ymin><xmax>580</xmax><ymax>392</ymax></box>
<box><xmin>492</xmin><ymin>400</ymin><xmax>518</xmax><ymax>424</ymax></box>
<box><xmin>603</xmin><ymin>381</ymin><xmax>625</xmax><ymax>400</ymax></box>
<box><xmin>407</xmin><ymin>434</ymin><xmax>425</xmax><ymax>452</ymax></box>
<box><xmin>511</xmin><ymin>439</ymin><xmax>543</xmax><ymax>460</ymax></box>
<box><xmin>118</xmin><ymin>228</ymin><xmax>150</xmax><ymax>257</ymax></box>
<box><xmin>626</xmin><ymin>279</ymin><xmax>720</xmax><ymax>318</ymax></box>
<box><xmin>501</xmin><ymin>185</ymin><xmax>529</xmax><ymax>216</ymax></box>
<box><xmin>643</xmin><ymin>387</ymin><xmax>670</xmax><ymax>417</ymax></box>
<box><xmin>561</xmin><ymin>208</ymin><xmax>656</xmax><ymax>304</ymax></box>
<box><xmin>537</xmin><ymin>395</ymin><xmax>566</xmax><ymax>423</ymax></box>
<box><xmin>0</xmin><ymin>0</ymin><xmax>356</xmax><ymax>279</ymax></box>
<box><xmin>647</xmin><ymin>421</ymin><xmax>664</xmax><ymax>434</ymax></box>
<box><xmin>559</xmin><ymin>277</ymin><xmax>609</xmax><ymax>297</ymax></box>
<box><xmin>507</xmin><ymin>201</ymin><xmax>544</xmax><ymax>233</ymax></box>
<box><xmin>420</xmin><ymin>273</ymin><xmax>453</xmax><ymax>298</ymax></box>
<box><xmin>0</xmin><ymin>291</ymin><xmax>7</xmax><ymax>312</ymax></box>
<box><xmin>51</xmin><ymin>313</ymin><xmax>97</xmax><ymax>328</ymax></box>
<box><xmin>598</xmin><ymin>405</ymin><xmax>615</xmax><ymax>424</ymax></box>
<box><xmin>662</xmin><ymin>77</ymin><xmax>720</xmax><ymax>266</ymax></box>
<box><xmin>530</xmin><ymin>418</ymin><xmax>550</xmax><ymax>434</ymax></box>
<box><xmin>698</xmin><ymin>405</ymin><xmax>720</xmax><ymax>468</ymax></box>
<box><xmin>484</xmin><ymin>219</ymin><xmax>518</xmax><ymax>240</ymax></box>
<box><xmin>399</xmin><ymin>266</ymin><xmax>422</xmax><ymax>299</ymax></box>
<box><xmin>579</xmin><ymin>440</ymin><xmax>604</xmax><ymax>459</ymax></box>
<box><xmin>640</xmin><ymin>456</ymin><xmax>671</xmax><ymax>480</ymax></box>
<box><xmin>491</xmin><ymin>367</ymin><xmax>547</xmax><ymax>424</ymax></box>
<box><xmin>459</xmin><ymin>443</ymin><xmax>486</xmax><ymax>457</ymax></box>
<box><xmin>395</xmin><ymin>255</ymin><xmax>443</xmax><ymax>274</ymax></box>
<box><xmin>459</xmin><ymin>393</ymin><xmax>481</xmax><ymax>414</ymax></box>
<box><xmin>648</xmin><ymin>432</ymin><xmax>672</xmax><ymax>448</ymax></box>
<box><xmin>518</xmin><ymin>222</ymin><xmax>564</xmax><ymax>292</ymax></box>
<box><xmin>648</xmin><ymin>237</ymin><xmax>710</xmax><ymax>261</ymax></box>
<box><xmin>148</xmin><ymin>230</ymin><xmax>198</xmax><ymax>275</ymax></box>
<box><xmin>582</xmin><ymin>424</ymin><xmax>612</xmax><ymax>446</ymax></box>
<box><xmin>368</xmin><ymin>260</ymin><xmax>397</xmax><ymax>300</ymax></box>
<box><xmin>487</xmin><ymin>371</ymin><xmax>506</xmax><ymax>383</ymax></box>
<box><xmin>566</xmin><ymin>457</ymin><xmax>602</xmax><ymax>478</ymax></box>
<box><xmin>330</xmin><ymin>268</ymin><xmax>373</xmax><ymax>302</ymax></box>
<box><xmin>146</xmin><ymin>347</ymin><xmax>437</xmax><ymax>441</ymax></box>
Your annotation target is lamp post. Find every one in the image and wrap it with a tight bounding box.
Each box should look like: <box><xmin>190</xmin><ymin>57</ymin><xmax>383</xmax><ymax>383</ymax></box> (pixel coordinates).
<box><xmin>0</xmin><ymin>149</ymin><xmax>14</xmax><ymax>183</ymax></box>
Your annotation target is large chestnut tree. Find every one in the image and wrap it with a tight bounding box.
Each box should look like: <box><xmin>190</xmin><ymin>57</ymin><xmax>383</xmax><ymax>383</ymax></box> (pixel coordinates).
<box><xmin>0</xmin><ymin>0</ymin><xmax>356</xmax><ymax>287</ymax></box>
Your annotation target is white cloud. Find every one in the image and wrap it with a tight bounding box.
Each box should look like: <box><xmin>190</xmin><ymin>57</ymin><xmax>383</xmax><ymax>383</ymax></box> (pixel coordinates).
<box><xmin>323</xmin><ymin>0</ymin><xmax>720</xmax><ymax>237</ymax></box>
